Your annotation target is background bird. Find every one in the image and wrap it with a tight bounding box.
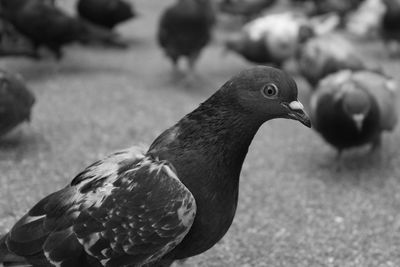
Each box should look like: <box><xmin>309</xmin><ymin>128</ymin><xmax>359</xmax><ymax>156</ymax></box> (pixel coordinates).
<box><xmin>77</xmin><ymin>0</ymin><xmax>136</xmax><ymax>30</ymax></box>
<box><xmin>297</xmin><ymin>33</ymin><xmax>368</xmax><ymax>87</ymax></box>
<box><xmin>345</xmin><ymin>0</ymin><xmax>386</xmax><ymax>39</ymax></box>
<box><xmin>0</xmin><ymin>70</ymin><xmax>35</xmax><ymax>138</ymax></box>
<box><xmin>157</xmin><ymin>0</ymin><xmax>216</xmax><ymax>74</ymax></box>
<box><xmin>0</xmin><ymin>0</ymin><xmax>129</xmax><ymax>59</ymax></box>
<box><xmin>218</xmin><ymin>0</ymin><xmax>277</xmax><ymax>20</ymax></box>
<box><xmin>0</xmin><ymin>18</ymin><xmax>39</xmax><ymax>59</ymax></box>
<box><xmin>381</xmin><ymin>0</ymin><xmax>400</xmax><ymax>55</ymax></box>
<box><xmin>0</xmin><ymin>66</ymin><xmax>310</xmax><ymax>267</ymax></box>
<box><xmin>224</xmin><ymin>11</ymin><xmax>315</xmax><ymax>67</ymax></box>
<box><xmin>308</xmin><ymin>0</ymin><xmax>365</xmax><ymax>25</ymax></box>
<box><xmin>310</xmin><ymin>69</ymin><xmax>398</xmax><ymax>155</ymax></box>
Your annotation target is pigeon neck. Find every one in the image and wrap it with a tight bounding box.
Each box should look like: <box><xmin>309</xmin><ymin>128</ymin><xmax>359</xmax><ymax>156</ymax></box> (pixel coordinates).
<box><xmin>149</xmin><ymin>91</ymin><xmax>265</xmax><ymax>182</ymax></box>
<box><xmin>148</xmin><ymin>92</ymin><xmax>266</xmax><ymax>259</ymax></box>
<box><xmin>185</xmin><ymin>100</ymin><xmax>262</xmax><ymax>166</ymax></box>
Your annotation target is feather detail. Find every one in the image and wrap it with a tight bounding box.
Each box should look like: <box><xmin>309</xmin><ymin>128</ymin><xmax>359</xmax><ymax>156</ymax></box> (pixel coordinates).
<box><xmin>5</xmin><ymin>146</ymin><xmax>196</xmax><ymax>267</ymax></box>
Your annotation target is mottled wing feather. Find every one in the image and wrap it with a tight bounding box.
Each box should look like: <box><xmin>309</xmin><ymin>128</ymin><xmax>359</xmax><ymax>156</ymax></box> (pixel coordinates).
<box><xmin>5</xmin><ymin>146</ymin><xmax>196</xmax><ymax>267</ymax></box>
<box><xmin>73</xmin><ymin>159</ymin><xmax>196</xmax><ymax>267</ymax></box>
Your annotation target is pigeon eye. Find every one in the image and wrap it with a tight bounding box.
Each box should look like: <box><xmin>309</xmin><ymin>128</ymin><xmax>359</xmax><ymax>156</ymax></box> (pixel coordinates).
<box><xmin>262</xmin><ymin>83</ymin><xmax>279</xmax><ymax>98</ymax></box>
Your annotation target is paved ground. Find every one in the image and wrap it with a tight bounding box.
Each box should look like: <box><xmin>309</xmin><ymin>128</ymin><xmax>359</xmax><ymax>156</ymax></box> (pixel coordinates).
<box><xmin>1</xmin><ymin>1</ymin><xmax>400</xmax><ymax>266</ymax></box>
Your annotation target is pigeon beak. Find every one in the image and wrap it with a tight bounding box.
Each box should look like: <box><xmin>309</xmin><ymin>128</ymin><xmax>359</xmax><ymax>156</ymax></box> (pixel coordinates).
<box><xmin>282</xmin><ymin>100</ymin><xmax>312</xmax><ymax>128</ymax></box>
<box><xmin>352</xmin><ymin>114</ymin><xmax>365</xmax><ymax>132</ymax></box>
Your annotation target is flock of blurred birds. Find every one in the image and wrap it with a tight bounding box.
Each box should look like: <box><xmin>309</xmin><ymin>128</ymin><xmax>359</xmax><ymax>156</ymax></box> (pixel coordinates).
<box><xmin>1</xmin><ymin>0</ymin><xmax>400</xmax><ymax>157</ymax></box>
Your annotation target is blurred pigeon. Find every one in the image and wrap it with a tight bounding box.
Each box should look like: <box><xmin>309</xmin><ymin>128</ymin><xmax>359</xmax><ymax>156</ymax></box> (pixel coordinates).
<box><xmin>346</xmin><ymin>0</ymin><xmax>386</xmax><ymax>39</ymax></box>
<box><xmin>0</xmin><ymin>70</ymin><xmax>35</xmax><ymax>138</ymax></box>
<box><xmin>157</xmin><ymin>0</ymin><xmax>216</xmax><ymax>72</ymax></box>
<box><xmin>218</xmin><ymin>0</ymin><xmax>277</xmax><ymax>20</ymax></box>
<box><xmin>309</xmin><ymin>0</ymin><xmax>364</xmax><ymax>24</ymax></box>
<box><xmin>310</xmin><ymin>69</ymin><xmax>397</xmax><ymax>155</ymax></box>
<box><xmin>287</xmin><ymin>0</ymin><xmax>316</xmax><ymax>15</ymax></box>
<box><xmin>42</xmin><ymin>0</ymin><xmax>55</xmax><ymax>5</ymax></box>
<box><xmin>77</xmin><ymin>0</ymin><xmax>136</xmax><ymax>29</ymax></box>
<box><xmin>0</xmin><ymin>18</ymin><xmax>39</xmax><ymax>58</ymax></box>
<box><xmin>224</xmin><ymin>12</ymin><xmax>317</xmax><ymax>67</ymax></box>
<box><xmin>1</xmin><ymin>0</ymin><xmax>129</xmax><ymax>59</ymax></box>
<box><xmin>381</xmin><ymin>0</ymin><xmax>400</xmax><ymax>54</ymax></box>
<box><xmin>225</xmin><ymin>31</ymin><xmax>273</xmax><ymax>64</ymax></box>
<box><xmin>297</xmin><ymin>33</ymin><xmax>367</xmax><ymax>87</ymax></box>
<box><xmin>0</xmin><ymin>66</ymin><xmax>310</xmax><ymax>267</ymax></box>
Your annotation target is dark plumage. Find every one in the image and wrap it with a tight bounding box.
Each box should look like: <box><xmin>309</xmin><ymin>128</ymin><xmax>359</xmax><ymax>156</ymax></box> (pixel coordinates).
<box><xmin>310</xmin><ymin>69</ymin><xmax>397</xmax><ymax>154</ymax></box>
<box><xmin>218</xmin><ymin>0</ymin><xmax>277</xmax><ymax>19</ymax></box>
<box><xmin>157</xmin><ymin>0</ymin><xmax>216</xmax><ymax>71</ymax></box>
<box><xmin>0</xmin><ymin>70</ymin><xmax>35</xmax><ymax>138</ymax></box>
<box><xmin>297</xmin><ymin>33</ymin><xmax>367</xmax><ymax>87</ymax></box>
<box><xmin>0</xmin><ymin>0</ymin><xmax>129</xmax><ymax>59</ymax></box>
<box><xmin>381</xmin><ymin>0</ymin><xmax>400</xmax><ymax>52</ymax></box>
<box><xmin>0</xmin><ymin>18</ymin><xmax>39</xmax><ymax>59</ymax></box>
<box><xmin>290</xmin><ymin>0</ymin><xmax>312</xmax><ymax>3</ymax></box>
<box><xmin>77</xmin><ymin>0</ymin><xmax>136</xmax><ymax>29</ymax></box>
<box><xmin>225</xmin><ymin>32</ymin><xmax>272</xmax><ymax>64</ymax></box>
<box><xmin>0</xmin><ymin>66</ymin><xmax>310</xmax><ymax>267</ymax></box>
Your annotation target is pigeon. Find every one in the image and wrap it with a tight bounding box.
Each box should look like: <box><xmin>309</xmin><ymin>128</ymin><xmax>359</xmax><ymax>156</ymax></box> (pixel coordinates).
<box><xmin>0</xmin><ymin>18</ymin><xmax>40</xmax><ymax>59</ymax></box>
<box><xmin>345</xmin><ymin>0</ymin><xmax>386</xmax><ymax>39</ymax></box>
<box><xmin>0</xmin><ymin>0</ymin><xmax>129</xmax><ymax>59</ymax></box>
<box><xmin>297</xmin><ymin>33</ymin><xmax>367</xmax><ymax>87</ymax></box>
<box><xmin>225</xmin><ymin>11</ymin><xmax>315</xmax><ymax>67</ymax></box>
<box><xmin>218</xmin><ymin>0</ymin><xmax>277</xmax><ymax>20</ymax></box>
<box><xmin>40</xmin><ymin>0</ymin><xmax>56</xmax><ymax>6</ymax></box>
<box><xmin>0</xmin><ymin>70</ymin><xmax>35</xmax><ymax>138</ymax></box>
<box><xmin>310</xmin><ymin>69</ymin><xmax>397</xmax><ymax>155</ymax></box>
<box><xmin>381</xmin><ymin>0</ymin><xmax>400</xmax><ymax>54</ymax></box>
<box><xmin>0</xmin><ymin>66</ymin><xmax>310</xmax><ymax>267</ymax></box>
<box><xmin>225</xmin><ymin>32</ymin><xmax>273</xmax><ymax>64</ymax></box>
<box><xmin>288</xmin><ymin>0</ymin><xmax>316</xmax><ymax>15</ymax></box>
<box><xmin>309</xmin><ymin>0</ymin><xmax>364</xmax><ymax>24</ymax></box>
<box><xmin>157</xmin><ymin>0</ymin><xmax>216</xmax><ymax>72</ymax></box>
<box><xmin>77</xmin><ymin>0</ymin><xmax>136</xmax><ymax>29</ymax></box>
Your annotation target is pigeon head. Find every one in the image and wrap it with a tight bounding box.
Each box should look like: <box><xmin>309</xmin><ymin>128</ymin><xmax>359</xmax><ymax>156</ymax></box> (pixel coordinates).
<box><xmin>342</xmin><ymin>86</ymin><xmax>371</xmax><ymax>131</ymax></box>
<box><xmin>218</xmin><ymin>66</ymin><xmax>311</xmax><ymax>127</ymax></box>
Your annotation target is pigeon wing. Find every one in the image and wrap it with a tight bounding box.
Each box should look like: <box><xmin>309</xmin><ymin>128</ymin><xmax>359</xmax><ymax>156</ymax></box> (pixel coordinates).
<box><xmin>5</xmin><ymin>147</ymin><xmax>196</xmax><ymax>267</ymax></box>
